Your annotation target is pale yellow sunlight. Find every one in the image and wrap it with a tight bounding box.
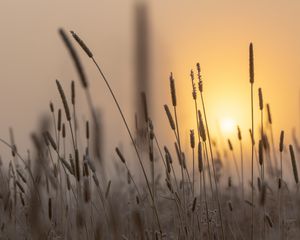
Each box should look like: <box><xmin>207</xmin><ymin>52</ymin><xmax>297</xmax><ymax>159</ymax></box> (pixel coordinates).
<box><xmin>220</xmin><ymin>117</ymin><xmax>236</xmax><ymax>135</ymax></box>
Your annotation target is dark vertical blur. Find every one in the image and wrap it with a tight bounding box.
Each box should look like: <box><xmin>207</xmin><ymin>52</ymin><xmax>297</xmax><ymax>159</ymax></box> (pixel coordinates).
<box><xmin>134</xmin><ymin>2</ymin><xmax>150</xmax><ymax>142</ymax></box>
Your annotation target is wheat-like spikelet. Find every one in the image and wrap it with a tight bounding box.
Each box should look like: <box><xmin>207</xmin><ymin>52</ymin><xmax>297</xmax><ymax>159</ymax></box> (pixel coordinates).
<box><xmin>164</xmin><ymin>104</ymin><xmax>175</xmax><ymax>130</ymax></box>
<box><xmin>190</xmin><ymin>130</ymin><xmax>195</xmax><ymax>149</ymax></box>
<box><xmin>192</xmin><ymin>197</ymin><xmax>197</xmax><ymax>212</ymax></box>
<box><xmin>56</xmin><ymin>80</ymin><xmax>71</xmax><ymax>121</ymax></box>
<box><xmin>59</xmin><ymin>29</ymin><xmax>88</xmax><ymax>88</ymax></box>
<box><xmin>70</xmin><ymin>31</ymin><xmax>93</xmax><ymax>58</ymax></box>
<box><xmin>259</xmin><ymin>140</ymin><xmax>263</xmax><ymax>166</ymax></box>
<box><xmin>169</xmin><ymin>73</ymin><xmax>177</xmax><ymax>107</ymax></box>
<box><xmin>198</xmin><ymin>142</ymin><xmax>203</xmax><ymax>173</ymax></box>
<box><xmin>105</xmin><ymin>180</ymin><xmax>111</xmax><ymax>199</ymax></box>
<box><xmin>196</xmin><ymin>63</ymin><xmax>203</xmax><ymax>92</ymax></box>
<box><xmin>57</xmin><ymin>109</ymin><xmax>62</xmax><ymax>132</ymax></box>
<box><xmin>228</xmin><ymin>139</ymin><xmax>233</xmax><ymax>151</ymax></box>
<box><xmin>289</xmin><ymin>145</ymin><xmax>299</xmax><ymax>184</ymax></box>
<box><xmin>258</xmin><ymin>88</ymin><xmax>263</xmax><ymax>110</ymax></box>
<box><xmin>116</xmin><ymin>147</ymin><xmax>126</xmax><ymax>164</ymax></box>
<box><xmin>265</xmin><ymin>213</ymin><xmax>273</xmax><ymax>228</ymax></box>
<box><xmin>198</xmin><ymin>110</ymin><xmax>206</xmax><ymax>142</ymax></box>
<box><xmin>266</xmin><ymin>104</ymin><xmax>272</xmax><ymax>124</ymax></box>
<box><xmin>45</xmin><ymin>131</ymin><xmax>57</xmax><ymax>151</ymax></box>
<box><xmin>48</xmin><ymin>197</ymin><xmax>52</xmax><ymax>220</ymax></box>
<box><xmin>49</xmin><ymin>101</ymin><xmax>54</xmax><ymax>113</ymax></box>
<box><xmin>71</xmin><ymin>80</ymin><xmax>75</xmax><ymax>105</ymax></box>
<box><xmin>237</xmin><ymin>126</ymin><xmax>242</xmax><ymax>140</ymax></box>
<box><xmin>249</xmin><ymin>43</ymin><xmax>254</xmax><ymax>83</ymax></box>
<box><xmin>228</xmin><ymin>201</ymin><xmax>233</xmax><ymax>212</ymax></box>
<box><xmin>86</xmin><ymin>121</ymin><xmax>89</xmax><ymax>140</ymax></box>
<box><xmin>279</xmin><ymin>131</ymin><xmax>284</xmax><ymax>152</ymax></box>
<box><xmin>75</xmin><ymin>149</ymin><xmax>80</xmax><ymax>182</ymax></box>
<box><xmin>190</xmin><ymin>70</ymin><xmax>197</xmax><ymax>100</ymax></box>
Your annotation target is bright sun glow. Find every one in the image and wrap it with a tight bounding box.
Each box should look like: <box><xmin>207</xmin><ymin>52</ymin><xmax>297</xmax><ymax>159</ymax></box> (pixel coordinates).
<box><xmin>220</xmin><ymin>118</ymin><xmax>236</xmax><ymax>134</ymax></box>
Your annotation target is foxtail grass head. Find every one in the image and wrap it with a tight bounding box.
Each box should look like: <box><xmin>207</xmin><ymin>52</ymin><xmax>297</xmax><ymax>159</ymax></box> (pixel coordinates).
<box><xmin>249</xmin><ymin>43</ymin><xmax>254</xmax><ymax>84</ymax></box>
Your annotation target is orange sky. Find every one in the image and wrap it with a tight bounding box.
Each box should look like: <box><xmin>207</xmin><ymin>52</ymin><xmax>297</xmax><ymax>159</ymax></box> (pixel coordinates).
<box><xmin>0</xmin><ymin>1</ymin><xmax>299</xmax><ymax>160</ymax></box>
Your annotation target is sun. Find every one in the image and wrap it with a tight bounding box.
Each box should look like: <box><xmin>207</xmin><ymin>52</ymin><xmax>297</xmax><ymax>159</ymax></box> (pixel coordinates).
<box><xmin>220</xmin><ymin>118</ymin><xmax>236</xmax><ymax>135</ymax></box>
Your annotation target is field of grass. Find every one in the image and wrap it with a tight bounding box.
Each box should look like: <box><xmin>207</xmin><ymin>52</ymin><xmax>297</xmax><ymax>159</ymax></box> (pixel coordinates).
<box><xmin>0</xmin><ymin>29</ymin><xmax>299</xmax><ymax>240</ymax></box>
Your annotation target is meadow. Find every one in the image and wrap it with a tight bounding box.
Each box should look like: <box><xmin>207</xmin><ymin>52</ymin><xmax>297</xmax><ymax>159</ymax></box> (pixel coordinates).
<box><xmin>0</xmin><ymin>28</ymin><xmax>299</xmax><ymax>240</ymax></box>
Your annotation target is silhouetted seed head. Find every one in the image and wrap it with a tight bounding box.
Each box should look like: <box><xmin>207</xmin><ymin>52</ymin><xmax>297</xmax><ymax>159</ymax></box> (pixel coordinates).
<box><xmin>149</xmin><ymin>119</ymin><xmax>154</xmax><ymax>140</ymax></box>
<box><xmin>279</xmin><ymin>130</ymin><xmax>284</xmax><ymax>152</ymax></box>
<box><xmin>237</xmin><ymin>126</ymin><xmax>242</xmax><ymax>141</ymax></box>
<box><xmin>16</xmin><ymin>180</ymin><xmax>25</xmax><ymax>193</ymax></box>
<box><xmin>260</xmin><ymin>183</ymin><xmax>266</xmax><ymax>206</ymax></box>
<box><xmin>196</xmin><ymin>63</ymin><xmax>203</xmax><ymax>92</ymax></box>
<box><xmin>45</xmin><ymin>131</ymin><xmax>57</xmax><ymax>151</ymax></box>
<box><xmin>66</xmin><ymin>174</ymin><xmax>71</xmax><ymax>190</ymax></box>
<box><xmin>228</xmin><ymin>177</ymin><xmax>232</xmax><ymax>188</ymax></box>
<box><xmin>192</xmin><ymin>197</ymin><xmax>197</xmax><ymax>212</ymax></box>
<box><xmin>265</xmin><ymin>214</ymin><xmax>273</xmax><ymax>228</ymax></box>
<box><xmin>259</xmin><ymin>140</ymin><xmax>263</xmax><ymax>166</ymax></box>
<box><xmin>190</xmin><ymin>130</ymin><xmax>195</xmax><ymax>149</ymax></box>
<box><xmin>266</xmin><ymin>104</ymin><xmax>272</xmax><ymax>124</ymax></box>
<box><xmin>48</xmin><ymin>198</ymin><xmax>52</xmax><ymax>220</ymax></box>
<box><xmin>164</xmin><ymin>104</ymin><xmax>175</xmax><ymax>130</ymax></box>
<box><xmin>257</xmin><ymin>177</ymin><xmax>262</xmax><ymax>192</ymax></box>
<box><xmin>258</xmin><ymin>88</ymin><xmax>263</xmax><ymax>110</ymax></box>
<box><xmin>227</xmin><ymin>139</ymin><xmax>233</xmax><ymax>151</ymax></box>
<box><xmin>16</xmin><ymin>169</ymin><xmax>26</xmax><ymax>183</ymax></box>
<box><xmin>59</xmin><ymin>28</ymin><xmax>88</xmax><ymax>88</ymax></box>
<box><xmin>86</xmin><ymin>121</ymin><xmax>89</xmax><ymax>139</ymax></box>
<box><xmin>169</xmin><ymin>73</ymin><xmax>177</xmax><ymax>107</ymax></box>
<box><xmin>278</xmin><ymin>178</ymin><xmax>282</xmax><ymax>189</ymax></box>
<box><xmin>249</xmin><ymin>129</ymin><xmax>255</xmax><ymax>145</ymax></box>
<box><xmin>198</xmin><ymin>142</ymin><xmax>203</xmax><ymax>173</ymax></box>
<box><xmin>57</xmin><ymin>109</ymin><xmax>62</xmax><ymax>132</ymax></box>
<box><xmin>149</xmin><ymin>141</ymin><xmax>154</xmax><ymax>162</ymax></box>
<box><xmin>70</xmin><ymin>31</ymin><xmax>93</xmax><ymax>58</ymax></box>
<box><xmin>166</xmin><ymin>178</ymin><xmax>173</xmax><ymax>193</ymax></box>
<box><xmin>141</xmin><ymin>92</ymin><xmax>148</xmax><ymax>123</ymax></box>
<box><xmin>249</xmin><ymin>43</ymin><xmax>254</xmax><ymax>84</ymax></box>
<box><xmin>289</xmin><ymin>145</ymin><xmax>299</xmax><ymax>184</ymax></box>
<box><xmin>92</xmin><ymin>174</ymin><xmax>99</xmax><ymax>187</ymax></box>
<box><xmin>71</xmin><ymin>81</ymin><xmax>75</xmax><ymax>105</ymax></box>
<box><xmin>190</xmin><ymin>70</ymin><xmax>197</xmax><ymax>100</ymax></box>
<box><xmin>181</xmin><ymin>153</ymin><xmax>187</xmax><ymax>169</ymax></box>
<box><xmin>62</xmin><ymin>123</ymin><xmax>66</xmax><ymax>138</ymax></box>
<box><xmin>127</xmin><ymin>170</ymin><xmax>131</xmax><ymax>184</ymax></box>
<box><xmin>198</xmin><ymin>110</ymin><xmax>206</xmax><ymax>142</ymax></box>
<box><xmin>165</xmin><ymin>152</ymin><xmax>171</xmax><ymax>174</ymax></box>
<box><xmin>116</xmin><ymin>147</ymin><xmax>126</xmax><ymax>164</ymax></box>
<box><xmin>49</xmin><ymin>101</ymin><xmax>54</xmax><ymax>113</ymax></box>
<box><xmin>164</xmin><ymin>146</ymin><xmax>173</xmax><ymax>164</ymax></box>
<box><xmin>228</xmin><ymin>201</ymin><xmax>233</xmax><ymax>212</ymax></box>
<box><xmin>61</xmin><ymin>158</ymin><xmax>74</xmax><ymax>175</ymax></box>
<box><xmin>56</xmin><ymin>80</ymin><xmax>71</xmax><ymax>121</ymax></box>
<box><xmin>75</xmin><ymin>149</ymin><xmax>80</xmax><ymax>182</ymax></box>
<box><xmin>105</xmin><ymin>180</ymin><xmax>111</xmax><ymax>199</ymax></box>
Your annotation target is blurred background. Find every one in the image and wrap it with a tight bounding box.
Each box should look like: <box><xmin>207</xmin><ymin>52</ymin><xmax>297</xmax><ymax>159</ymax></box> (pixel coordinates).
<box><xmin>0</xmin><ymin>0</ymin><xmax>300</xmax><ymax>169</ymax></box>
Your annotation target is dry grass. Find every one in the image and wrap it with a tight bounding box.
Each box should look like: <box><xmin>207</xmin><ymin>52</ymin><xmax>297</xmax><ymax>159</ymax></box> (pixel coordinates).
<box><xmin>0</xmin><ymin>30</ymin><xmax>299</xmax><ymax>240</ymax></box>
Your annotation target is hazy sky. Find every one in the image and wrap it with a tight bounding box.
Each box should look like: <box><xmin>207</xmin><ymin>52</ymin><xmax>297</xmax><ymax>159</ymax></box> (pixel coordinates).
<box><xmin>0</xmin><ymin>1</ymin><xmax>300</xmax><ymax>159</ymax></box>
